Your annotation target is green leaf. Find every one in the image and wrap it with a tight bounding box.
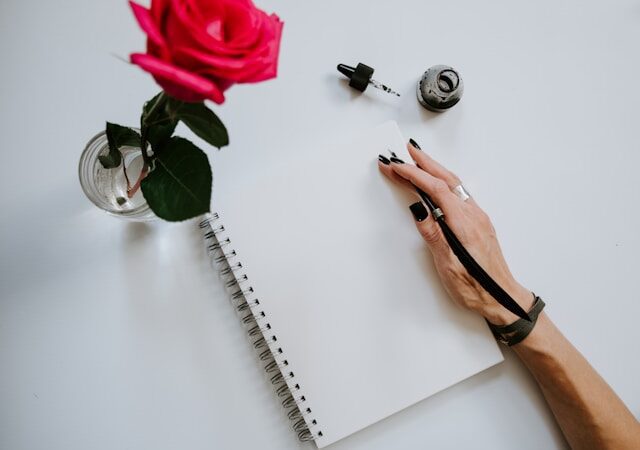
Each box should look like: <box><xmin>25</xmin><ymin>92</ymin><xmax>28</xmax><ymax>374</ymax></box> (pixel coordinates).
<box><xmin>100</xmin><ymin>122</ymin><xmax>141</xmax><ymax>168</ymax></box>
<box><xmin>140</xmin><ymin>136</ymin><xmax>212</xmax><ymax>221</ymax></box>
<box><xmin>176</xmin><ymin>102</ymin><xmax>229</xmax><ymax>148</ymax></box>
<box><xmin>141</xmin><ymin>92</ymin><xmax>179</xmax><ymax>148</ymax></box>
<box><xmin>142</xmin><ymin>92</ymin><xmax>167</xmax><ymax>120</ymax></box>
<box><xmin>98</xmin><ymin>153</ymin><xmax>121</xmax><ymax>168</ymax></box>
<box><xmin>147</xmin><ymin>118</ymin><xmax>178</xmax><ymax>148</ymax></box>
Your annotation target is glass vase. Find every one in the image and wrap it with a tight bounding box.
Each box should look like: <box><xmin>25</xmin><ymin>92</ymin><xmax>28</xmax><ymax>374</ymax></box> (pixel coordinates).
<box><xmin>78</xmin><ymin>131</ymin><xmax>157</xmax><ymax>221</ymax></box>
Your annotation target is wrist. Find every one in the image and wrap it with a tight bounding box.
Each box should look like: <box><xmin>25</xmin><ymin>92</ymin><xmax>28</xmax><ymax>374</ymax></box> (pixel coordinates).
<box><xmin>482</xmin><ymin>283</ymin><xmax>534</xmax><ymax>326</ymax></box>
<box><xmin>511</xmin><ymin>311</ymin><xmax>550</xmax><ymax>350</ymax></box>
<box><xmin>487</xmin><ymin>295</ymin><xmax>546</xmax><ymax>346</ymax></box>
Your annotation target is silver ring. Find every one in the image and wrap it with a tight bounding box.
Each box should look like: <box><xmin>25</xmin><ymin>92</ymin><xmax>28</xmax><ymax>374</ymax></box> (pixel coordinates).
<box><xmin>452</xmin><ymin>184</ymin><xmax>471</xmax><ymax>202</ymax></box>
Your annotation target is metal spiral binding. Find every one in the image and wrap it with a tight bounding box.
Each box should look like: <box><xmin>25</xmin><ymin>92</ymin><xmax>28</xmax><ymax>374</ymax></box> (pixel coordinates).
<box><xmin>200</xmin><ymin>213</ymin><xmax>323</xmax><ymax>442</ymax></box>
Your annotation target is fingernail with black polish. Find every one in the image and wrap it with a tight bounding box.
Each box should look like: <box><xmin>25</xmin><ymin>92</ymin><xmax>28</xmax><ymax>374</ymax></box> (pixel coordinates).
<box><xmin>390</xmin><ymin>156</ymin><xmax>405</xmax><ymax>164</ymax></box>
<box><xmin>378</xmin><ymin>154</ymin><xmax>390</xmax><ymax>165</ymax></box>
<box><xmin>409</xmin><ymin>201</ymin><xmax>428</xmax><ymax>222</ymax></box>
<box><xmin>409</xmin><ymin>138</ymin><xmax>421</xmax><ymax>150</ymax></box>
<box><xmin>389</xmin><ymin>150</ymin><xmax>397</xmax><ymax>158</ymax></box>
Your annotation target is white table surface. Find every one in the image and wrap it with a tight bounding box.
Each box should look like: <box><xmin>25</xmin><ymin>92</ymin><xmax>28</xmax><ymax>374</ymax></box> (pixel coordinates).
<box><xmin>1</xmin><ymin>0</ymin><xmax>639</xmax><ymax>448</ymax></box>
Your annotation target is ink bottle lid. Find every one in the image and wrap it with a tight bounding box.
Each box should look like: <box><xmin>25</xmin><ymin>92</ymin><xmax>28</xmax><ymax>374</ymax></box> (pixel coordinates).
<box><xmin>417</xmin><ymin>65</ymin><xmax>464</xmax><ymax>112</ymax></box>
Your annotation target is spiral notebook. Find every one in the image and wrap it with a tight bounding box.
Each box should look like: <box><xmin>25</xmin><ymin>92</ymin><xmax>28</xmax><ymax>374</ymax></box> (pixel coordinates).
<box><xmin>201</xmin><ymin>121</ymin><xmax>503</xmax><ymax>447</ymax></box>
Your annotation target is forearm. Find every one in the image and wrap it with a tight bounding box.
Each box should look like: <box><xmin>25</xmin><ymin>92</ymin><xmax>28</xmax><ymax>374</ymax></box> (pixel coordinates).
<box><xmin>512</xmin><ymin>312</ymin><xmax>640</xmax><ymax>449</ymax></box>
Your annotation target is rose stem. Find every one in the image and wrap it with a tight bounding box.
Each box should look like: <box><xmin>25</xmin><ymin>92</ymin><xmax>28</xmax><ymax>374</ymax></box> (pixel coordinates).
<box><xmin>122</xmin><ymin>160</ymin><xmax>132</xmax><ymax>191</ymax></box>
<box><xmin>127</xmin><ymin>91</ymin><xmax>168</xmax><ymax>198</ymax></box>
<box><xmin>127</xmin><ymin>164</ymin><xmax>149</xmax><ymax>198</ymax></box>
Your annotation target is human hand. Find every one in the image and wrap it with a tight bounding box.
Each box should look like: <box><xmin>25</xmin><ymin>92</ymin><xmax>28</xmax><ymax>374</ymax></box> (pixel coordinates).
<box><xmin>378</xmin><ymin>140</ymin><xmax>533</xmax><ymax>326</ymax></box>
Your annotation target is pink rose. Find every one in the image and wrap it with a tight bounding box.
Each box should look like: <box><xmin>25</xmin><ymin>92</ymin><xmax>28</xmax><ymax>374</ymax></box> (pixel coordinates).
<box><xmin>129</xmin><ymin>0</ymin><xmax>284</xmax><ymax>104</ymax></box>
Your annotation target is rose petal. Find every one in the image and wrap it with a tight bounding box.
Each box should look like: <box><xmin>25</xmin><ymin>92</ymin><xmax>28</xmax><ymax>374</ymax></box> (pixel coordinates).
<box><xmin>171</xmin><ymin>13</ymin><xmax>283</xmax><ymax>83</ymax></box>
<box><xmin>245</xmin><ymin>14</ymin><xmax>283</xmax><ymax>82</ymax></box>
<box><xmin>165</xmin><ymin>0</ymin><xmax>217</xmax><ymax>53</ymax></box>
<box><xmin>129</xmin><ymin>1</ymin><xmax>166</xmax><ymax>48</ymax></box>
<box><xmin>226</xmin><ymin>14</ymin><xmax>284</xmax><ymax>82</ymax></box>
<box><xmin>130</xmin><ymin>53</ymin><xmax>225</xmax><ymax>104</ymax></box>
<box><xmin>166</xmin><ymin>0</ymin><xmax>260</xmax><ymax>57</ymax></box>
<box><xmin>149</xmin><ymin>0</ymin><xmax>172</xmax><ymax>25</ymax></box>
<box><xmin>197</xmin><ymin>0</ymin><xmax>261</xmax><ymax>48</ymax></box>
<box><xmin>173</xmin><ymin>47</ymin><xmax>263</xmax><ymax>81</ymax></box>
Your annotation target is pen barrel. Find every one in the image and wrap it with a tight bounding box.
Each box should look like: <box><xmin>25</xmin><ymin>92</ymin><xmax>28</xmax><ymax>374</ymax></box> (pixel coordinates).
<box><xmin>412</xmin><ymin>184</ymin><xmax>529</xmax><ymax>320</ymax></box>
<box><xmin>437</xmin><ymin>219</ymin><xmax>531</xmax><ymax>322</ymax></box>
<box><xmin>416</xmin><ymin>188</ymin><xmax>439</xmax><ymax>213</ymax></box>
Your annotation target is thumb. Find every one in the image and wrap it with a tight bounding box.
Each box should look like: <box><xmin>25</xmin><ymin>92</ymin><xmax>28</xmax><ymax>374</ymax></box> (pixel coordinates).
<box><xmin>409</xmin><ymin>201</ymin><xmax>447</xmax><ymax>255</ymax></box>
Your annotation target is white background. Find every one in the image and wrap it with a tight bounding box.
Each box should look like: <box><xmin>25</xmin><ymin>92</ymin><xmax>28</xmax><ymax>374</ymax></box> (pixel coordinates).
<box><xmin>1</xmin><ymin>0</ymin><xmax>639</xmax><ymax>449</ymax></box>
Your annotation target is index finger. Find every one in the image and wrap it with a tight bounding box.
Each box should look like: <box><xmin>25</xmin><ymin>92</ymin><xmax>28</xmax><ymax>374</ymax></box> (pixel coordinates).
<box><xmin>390</xmin><ymin>161</ymin><xmax>459</xmax><ymax>210</ymax></box>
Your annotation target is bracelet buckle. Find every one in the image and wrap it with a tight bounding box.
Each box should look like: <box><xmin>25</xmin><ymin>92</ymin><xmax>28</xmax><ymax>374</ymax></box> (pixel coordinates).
<box><xmin>488</xmin><ymin>293</ymin><xmax>546</xmax><ymax>347</ymax></box>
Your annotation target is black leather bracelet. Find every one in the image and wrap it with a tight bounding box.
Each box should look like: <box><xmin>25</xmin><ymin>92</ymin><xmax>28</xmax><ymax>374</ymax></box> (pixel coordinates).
<box><xmin>488</xmin><ymin>294</ymin><xmax>546</xmax><ymax>346</ymax></box>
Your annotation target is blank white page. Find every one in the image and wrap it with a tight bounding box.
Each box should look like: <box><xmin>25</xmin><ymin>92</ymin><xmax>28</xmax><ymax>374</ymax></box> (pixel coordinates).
<box><xmin>214</xmin><ymin>121</ymin><xmax>503</xmax><ymax>447</ymax></box>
